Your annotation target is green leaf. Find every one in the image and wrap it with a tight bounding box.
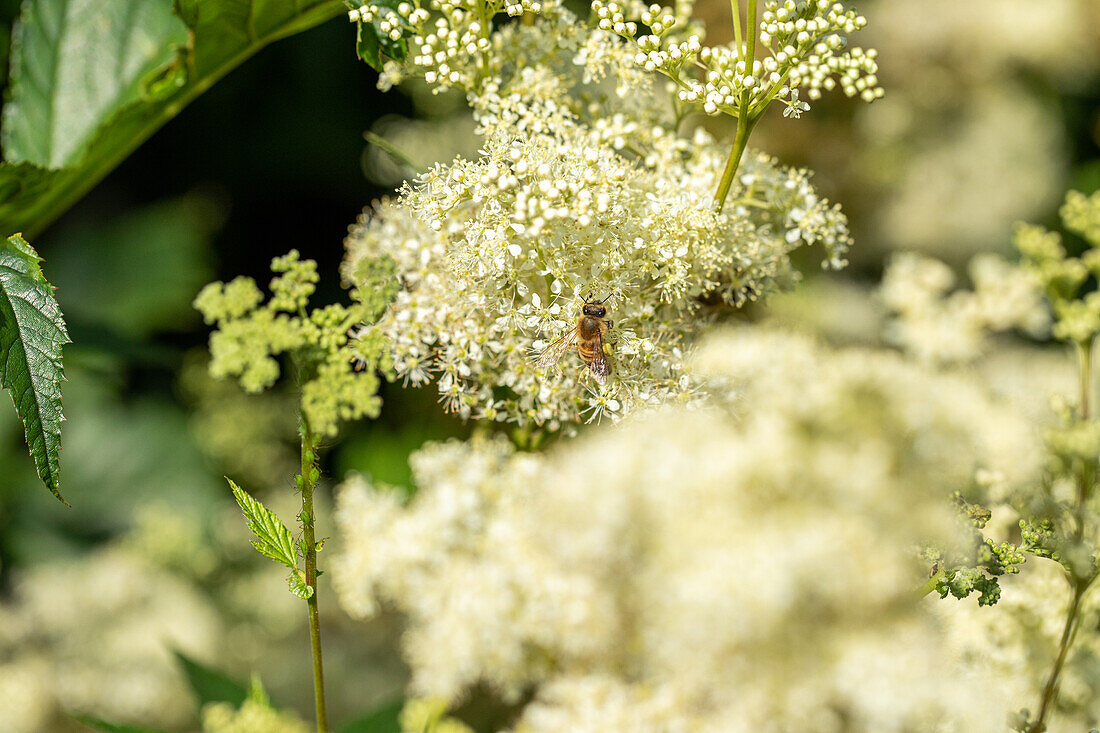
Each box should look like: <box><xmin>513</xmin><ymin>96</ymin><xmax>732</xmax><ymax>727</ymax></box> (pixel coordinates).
<box><xmin>228</xmin><ymin>478</ymin><xmax>298</xmax><ymax>568</ymax></box>
<box><xmin>0</xmin><ymin>0</ymin><xmax>345</xmax><ymax>238</ymax></box>
<box><xmin>288</xmin><ymin>567</ymin><xmax>314</xmax><ymax>598</ymax></box>
<box><xmin>339</xmin><ymin>698</ymin><xmax>405</xmax><ymax>733</ymax></box>
<box><xmin>72</xmin><ymin>714</ymin><xmax>171</xmax><ymax>733</ymax></box>
<box><xmin>354</xmin><ymin>0</ymin><xmax>408</xmax><ymax>71</ymax></box>
<box><xmin>0</xmin><ymin>234</ymin><xmax>68</xmax><ymax>501</ymax></box>
<box><xmin>2</xmin><ymin>0</ymin><xmax>189</xmax><ymax>168</ymax></box>
<box><xmin>355</xmin><ymin>19</ymin><xmax>382</xmax><ymax>70</ymax></box>
<box><xmin>174</xmin><ymin>650</ymin><xmax>249</xmax><ymax>708</ymax></box>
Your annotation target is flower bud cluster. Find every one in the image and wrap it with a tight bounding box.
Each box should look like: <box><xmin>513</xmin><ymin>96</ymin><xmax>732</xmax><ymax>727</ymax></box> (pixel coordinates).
<box><xmin>1014</xmin><ymin>190</ymin><xmax>1100</xmax><ymax>345</ymax></box>
<box><xmin>592</xmin><ymin>0</ymin><xmax>882</xmax><ymax>120</ymax></box>
<box><xmin>349</xmin><ymin>0</ymin><xmax>547</xmax><ymax>92</ymax></box>
<box><xmin>194</xmin><ymin>251</ymin><xmax>398</xmax><ymax>437</ymax></box>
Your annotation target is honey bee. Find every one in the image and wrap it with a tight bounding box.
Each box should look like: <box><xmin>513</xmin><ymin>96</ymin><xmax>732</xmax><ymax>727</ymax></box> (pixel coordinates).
<box><xmin>536</xmin><ymin>293</ymin><xmax>614</xmax><ymax>384</ymax></box>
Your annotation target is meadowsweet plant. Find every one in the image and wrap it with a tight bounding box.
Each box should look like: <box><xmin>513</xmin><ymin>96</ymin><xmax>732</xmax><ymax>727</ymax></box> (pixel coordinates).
<box><xmin>194</xmin><ymin>250</ymin><xmax>398</xmax><ymax>733</ymax></box>
<box><xmin>332</xmin><ymin>328</ymin><xmax>1038</xmax><ymax>730</ymax></box>
<box><xmin>343</xmin><ymin>0</ymin><xmax>865</xmax><ymax>428</ymax></box>
<box><xmin>594</xmin><ymin>0</ymin><xmax>883</xmax><ymax>209</ymax></box>
<box><xmin>883</xmin><ymin>190</ymin><xmax>1100</xmax><ymax>731</ymax></box>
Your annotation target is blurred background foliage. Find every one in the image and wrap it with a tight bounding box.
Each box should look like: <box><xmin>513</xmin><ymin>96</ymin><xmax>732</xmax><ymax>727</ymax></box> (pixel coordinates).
<box><xmin>0</xmin><ymin>0</ymin><xmax>1096</xmax><ymax>730</ymax></box>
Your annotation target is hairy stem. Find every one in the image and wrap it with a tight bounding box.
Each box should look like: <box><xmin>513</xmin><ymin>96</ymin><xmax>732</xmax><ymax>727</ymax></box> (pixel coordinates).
<box><xmin>918</xmin><ymin>569</ymin><xmax>945</xmax><ymax>599</ymax></box>
<box><xmin>300</xmin><ymin>416</ymin><xmax>328</xmax><ymax>733</ymax></box>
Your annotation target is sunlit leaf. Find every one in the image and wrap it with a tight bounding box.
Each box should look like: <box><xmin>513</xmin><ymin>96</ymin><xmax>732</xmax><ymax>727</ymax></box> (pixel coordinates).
<box><xmin>228</xmin><ymin>477</ymin><xmax>298</xmax><ymax>568</ymax></box>
<box><xmin>2</xmin><ymin>0</ymin><xmax>188</xmax><ymax>168</ymax></box>
<box><xmin>288</xmin><ymin>567</ymin><xmax>314</xmax><ymax>599</ymax></box>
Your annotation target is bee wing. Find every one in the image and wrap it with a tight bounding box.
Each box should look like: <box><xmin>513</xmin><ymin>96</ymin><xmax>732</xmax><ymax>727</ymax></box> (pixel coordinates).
<box><xmin>536</xmin><ymin>327</ymin><xmax>578</xmax><ymax>369</ymax></box>
<box><xmin>586</xmin><ymin>331</ymin><xmax>611</xmax><ymax>385</ymax></box>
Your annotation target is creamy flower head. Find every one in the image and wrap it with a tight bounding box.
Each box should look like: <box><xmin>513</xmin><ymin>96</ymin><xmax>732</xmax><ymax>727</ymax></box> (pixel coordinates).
<box><xmin>346</xmin><ymin>53</ymin><xmax>852</xmax><ymax>428</ymax></box>
<box><xmin>334</xmin><ymin>328</ymin><xmax>1038</xmax><ymax>729</ymax></box>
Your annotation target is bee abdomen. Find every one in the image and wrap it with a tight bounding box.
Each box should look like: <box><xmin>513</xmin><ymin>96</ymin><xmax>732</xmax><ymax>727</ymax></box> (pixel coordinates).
<box><xmin>578</xmin><ymin>341</ymin><xmax>600</xmax><ymax>359</ymax></box>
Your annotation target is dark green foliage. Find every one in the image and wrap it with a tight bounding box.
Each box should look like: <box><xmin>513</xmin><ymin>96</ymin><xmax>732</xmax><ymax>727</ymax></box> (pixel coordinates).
<box><xmin>0</xmin><ymin>0</ymin><xmax>345</xmax><ymax>238</ymax></box>
<box><xmin>173</xmin><ymin>650</ymin><xmax>249</xmax><ymax>708</ymax></box>
<box><xmin>0</xmin><ymin>234</ymin><xmax>68</xmax><ymax>501</ymax></box>
<box><xmin>339</xmin><ymin>698</ymin><xmax>404</xmax><ymax>733</ymax></box>
<box><xmin>2</xmin><ymin>0</ymin><xmax>188</xmax><ymax>168</ymax></box>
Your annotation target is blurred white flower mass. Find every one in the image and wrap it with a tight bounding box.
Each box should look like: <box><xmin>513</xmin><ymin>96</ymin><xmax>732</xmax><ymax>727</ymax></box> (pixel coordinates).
<box><xmin>0</xmin><ymin>547</ymin><xmax>223</xmax><ymax>731</ymax></box>
<box><xmin>334</xmin><ymin>328</ymin><xmax>1043</xmax><ymax>730</ymax></box>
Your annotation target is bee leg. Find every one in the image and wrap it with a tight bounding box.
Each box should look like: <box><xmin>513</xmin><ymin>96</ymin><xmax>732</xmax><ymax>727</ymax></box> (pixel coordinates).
<box><xmin>605</xmin><ymin>319</ymin><xmax>614</xmax><ymax>330</ymax></box>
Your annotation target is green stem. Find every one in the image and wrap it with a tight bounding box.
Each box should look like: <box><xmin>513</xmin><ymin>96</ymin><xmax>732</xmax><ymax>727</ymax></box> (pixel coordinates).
<box><xmin>713</xmin><ymin>111</ymin><xmax>758</xmax><ymax>212</ymax></box>
<box><xmin>1030</xmin><ymin>338</ymin><xmax>1096</xmax><ymax>733</ymax></box>
<box><xmin>743</xmin><ymin>0</ymin><xmax>756</xmax><ymax>71</ymax></box>
<box><xmin>364</xmin><ymin>130</ymin><xmax>419</xmax><ymax>171</ymax></box>
<box><xmin>1030</xmin><ymin>582</ymin><xmax>1086</xmax><ymax>732</ymax></box>
<box><xmin>712</xmin><ymin>0</ymin><xmax>758</xmax><ymax>212</ymax></box>
<box><xmin>730</xmin><ymin>0</ymin><xmax>742</xmax><ymax>55</ymax></box>
<box><xmin>300</xmin><ymin>416</ymin><xmax>328</xmax><ymax>733</ymax></box>
<box><xmin>918</xmin><ymin>570</ymin><xmax>945</xmax><ymax>598</ymax></box>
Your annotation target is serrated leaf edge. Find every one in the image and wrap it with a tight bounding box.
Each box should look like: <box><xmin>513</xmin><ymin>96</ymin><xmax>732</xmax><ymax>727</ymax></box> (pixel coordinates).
<box><xmin>0</xmin><ymin>234</ymin><xmax>69</xmax><ymax>502</ymax></box>
<box><xmin>228</xmin><ymin>478</ymin><xmax>298</xmax><ymax>568</ymax></box>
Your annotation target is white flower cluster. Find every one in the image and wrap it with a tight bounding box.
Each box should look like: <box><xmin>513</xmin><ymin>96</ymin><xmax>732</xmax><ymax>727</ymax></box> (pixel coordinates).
<box><xmin>879</xmin><ymin>251</ymin><xmax>1050</xmax><ymax>365</ymax></box>
<box><xmin>333</xmin><ymin>328</ymin><xmax>1040</xmax><ymax>729</ymax></box>
<box><xmin>0</xmin><ymin>547</ymin><xmax>223</xmax><ymax>732</ymax></box>
<box><xmin>345</xmin><ymin>86</ymin><xmax>852</xmax><ymax>427</ymax></box>
<box><xmin>348</xmin><ymin>0</ymin><xmax>546</xmax><ymax>93</ymax></box>
<box><xmin>593</xmin><ymin>0</ymin><xmax>882</xmax><ymax>118</ymax></box>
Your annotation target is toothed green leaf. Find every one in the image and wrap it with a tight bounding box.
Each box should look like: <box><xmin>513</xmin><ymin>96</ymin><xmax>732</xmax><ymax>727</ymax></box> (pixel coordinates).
<box><xmin>0</xmin><ymin>234</ymin><xmax>68</xmax><ymax>501</ymax></box>
<box><xmin>228</xmin><ymin>478</ymin><xmax>298</xmax><ymax>568</ymax></box>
